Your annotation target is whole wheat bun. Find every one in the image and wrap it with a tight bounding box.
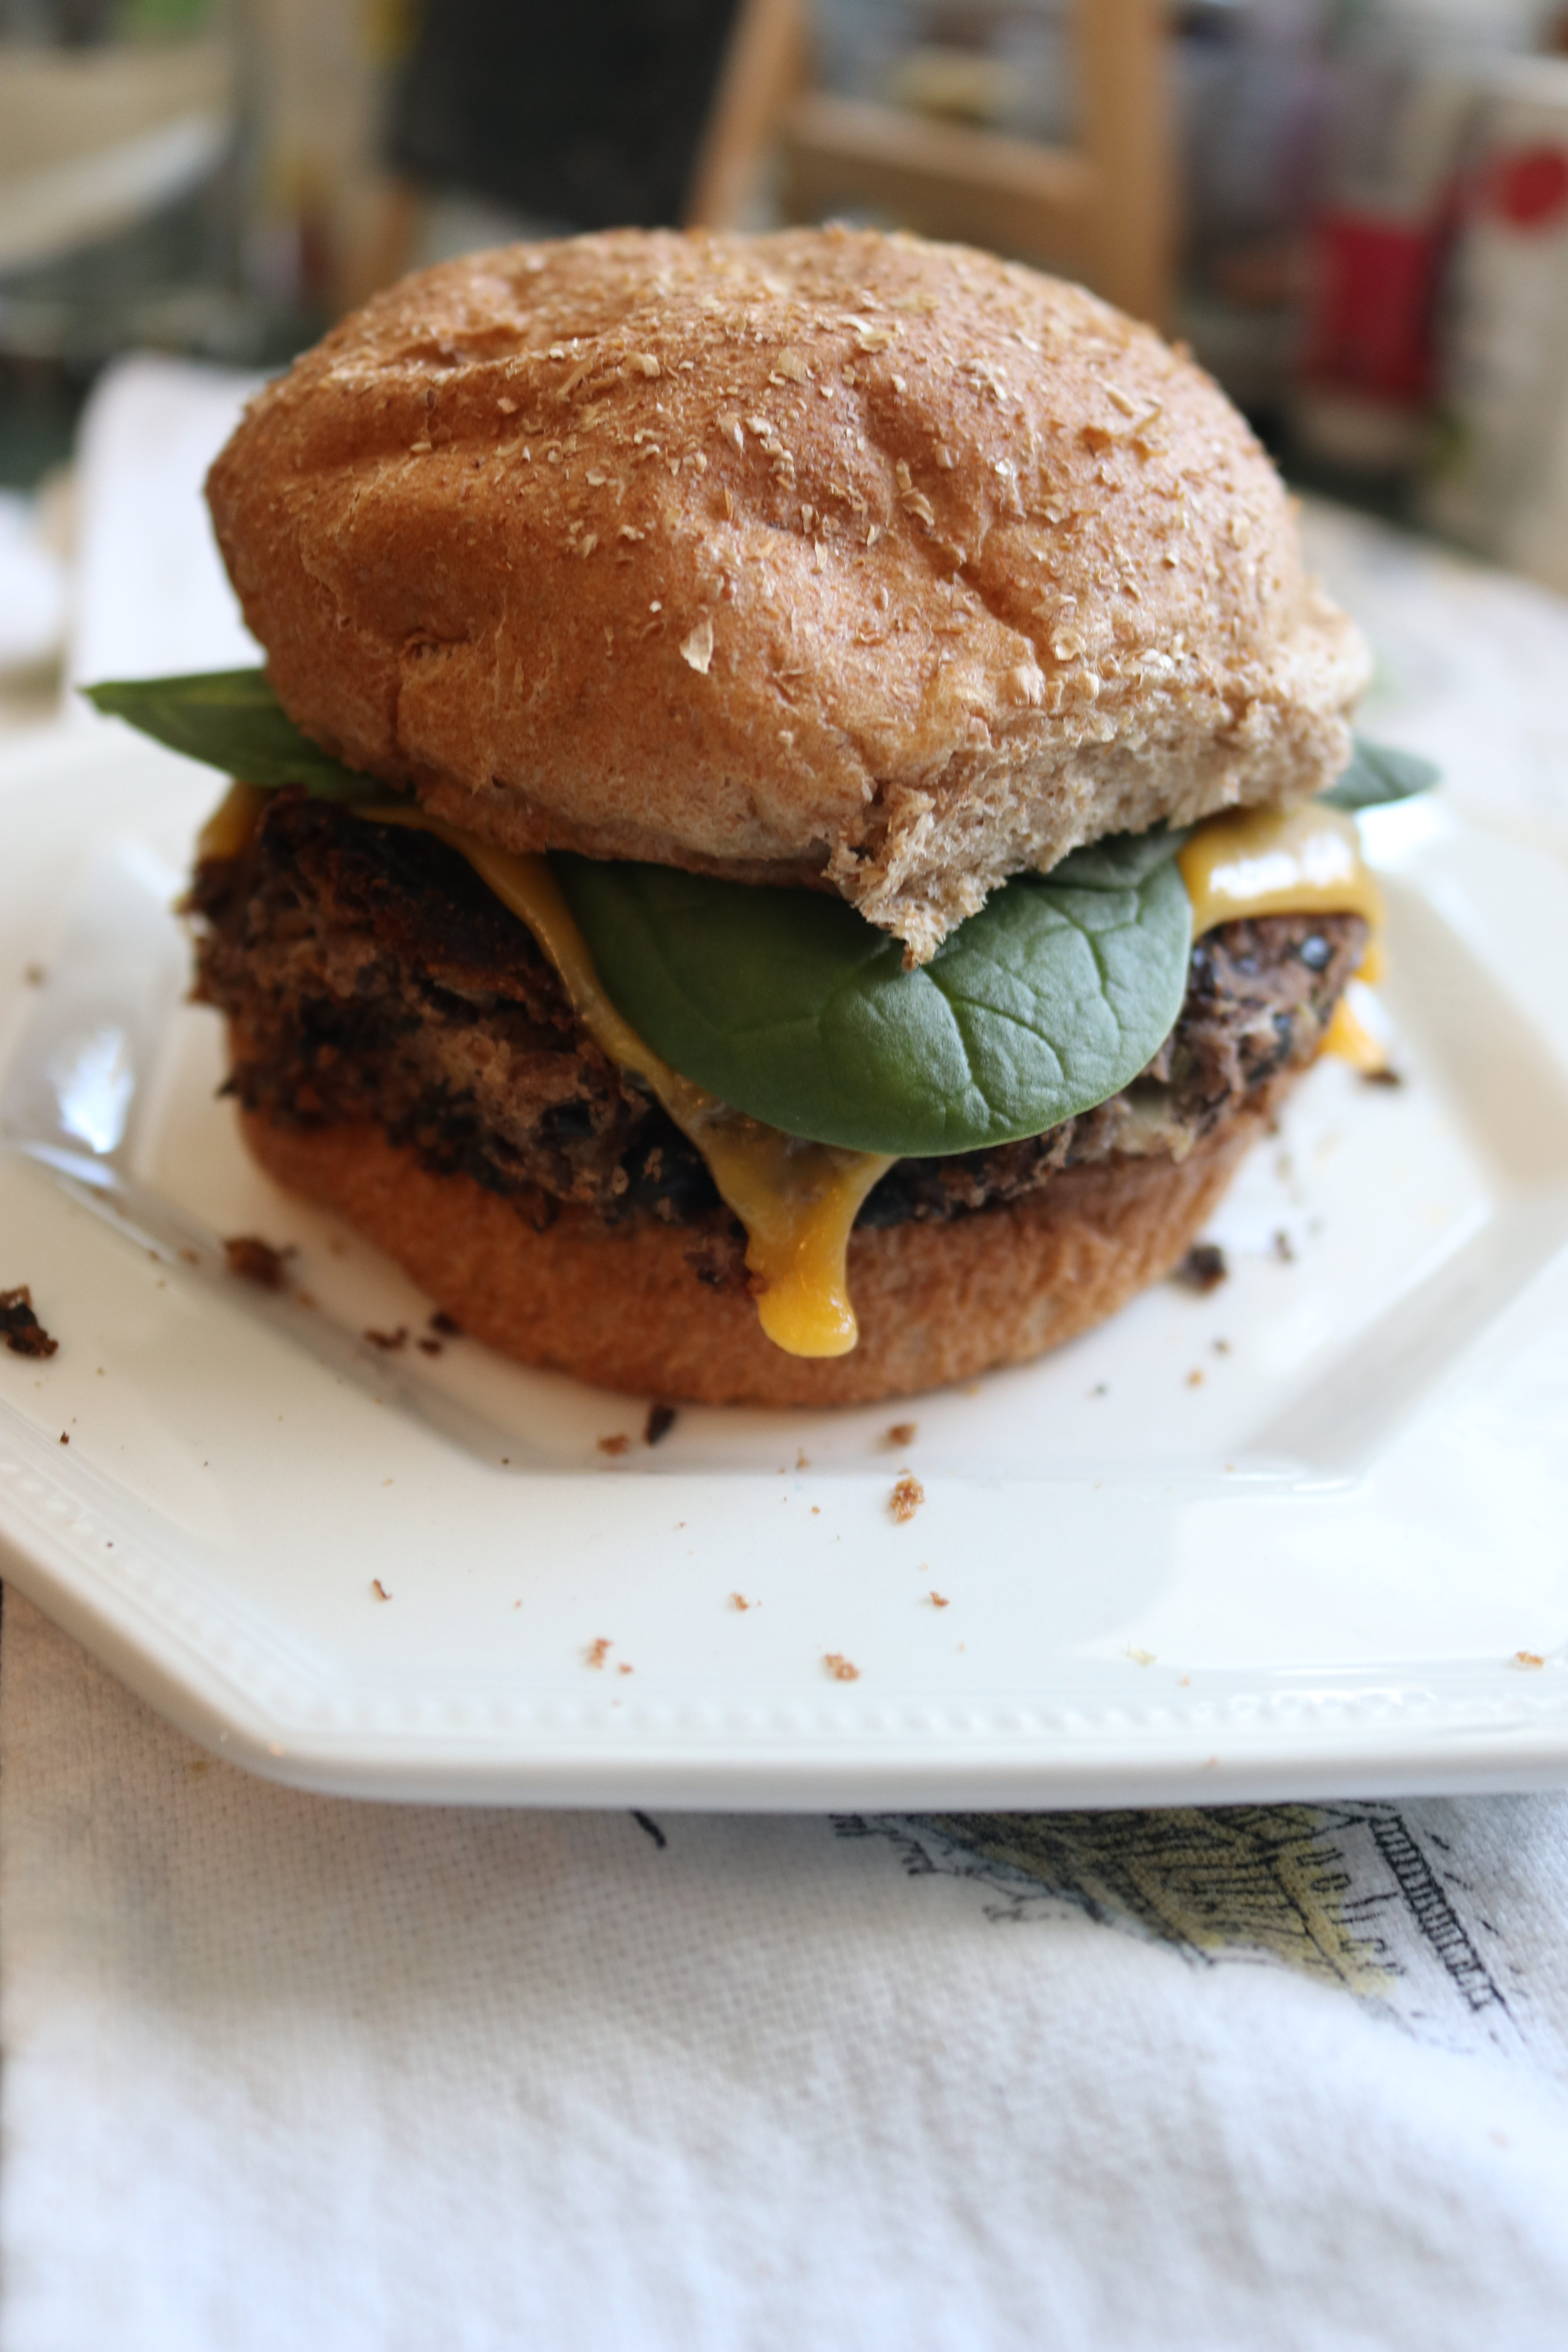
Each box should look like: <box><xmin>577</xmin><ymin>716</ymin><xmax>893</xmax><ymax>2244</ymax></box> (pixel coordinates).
<box><xmin>208</xmin><ymin>227</ymin><xmax>1368</xmax><ymax>965</ymax></box>
<box><xmin>241</xmin><ymin>1105</ymin><xmax>1266</xmax><ymax>1408</ymax></box>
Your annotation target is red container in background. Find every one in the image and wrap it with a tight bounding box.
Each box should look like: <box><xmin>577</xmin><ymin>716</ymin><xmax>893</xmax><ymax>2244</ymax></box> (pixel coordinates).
<box><xmin>1300</xmin><ymin>209</ymin><xmax>1448</xmax><ymax>407</ymax></box>
<box><xmin>1424</xmin><ymin>57</ymin><xmax>1568</xmax><ymax>596</ymax></box>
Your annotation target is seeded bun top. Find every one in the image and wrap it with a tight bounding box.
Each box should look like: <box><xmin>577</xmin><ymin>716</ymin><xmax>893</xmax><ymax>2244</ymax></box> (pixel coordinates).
<box><xmin>207</xmin><ymin>226</ymin><xmax>1368</xmax><ymax>962</ymax></box>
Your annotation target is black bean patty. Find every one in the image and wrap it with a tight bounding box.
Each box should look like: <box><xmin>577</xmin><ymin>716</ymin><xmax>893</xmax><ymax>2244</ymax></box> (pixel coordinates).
<box><xmin>191</xmin><ymin>792</ymin><xmax>1366</xmax><ymax>1233</ymax></box>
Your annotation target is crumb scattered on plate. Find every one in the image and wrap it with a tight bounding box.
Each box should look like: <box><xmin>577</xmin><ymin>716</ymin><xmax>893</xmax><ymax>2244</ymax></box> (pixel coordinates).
<box><xmin>365</xmin><ymin>1326</ymin><xmax>407</xmax><ymax>1352</ymax></box>
<box><xmin>1272</xmin><ymin>1229</ymin><xmax>1296</xmax><ymax>1264</ymax></box>
<box><xmin>1512</xmin><ymin>1650</ymin><xmax>1545</xmax><ymax>1670</ymax></box>
<box><xmin>1174</xmin><ymin>1242</ymin><xmax>1227</xmax><ymax>1294</ymax></box>
<box><xmin>585</xmin><ymin>1637</ymin><xmax>612</xmax><ymax>1668</ymax></box>
<box><xmin>890</xmin><ymin>1473</ymin><xmax>924</xmax><ymax>1523</ymax></box>
<box><xmin>823</xmin><ymin>1652</ymin><xmax>860</xmax><ymax>1682</ymax></box>
<box><xmin>886</xmin><ymin>1420</ymin><xmax>917</xmax><ymax>1447</ymax></box>
<box><xmin>371</xmin><ymin>1578</ymin><xmax>392</xmax><ymax>1601</ymax></box>
<box><xmin>645</xmin><ymin>1402</ymin><xmax>678</xmax><ymax>1446</ymax></box>
<box><xmin>1127</xmin><ymin>1644</ymin><xmax>1156</xmax><ymax>1666</ymax></box>
<box><xmin>597</xmin><ymin>1432</ymin><xmax>632</xmax><ymax>1457</ymax></box>
<box><xmin>223</xmin><ymin>1235</ymin><xmax>293</xmax><ymax>1290</ymax></box>
<box><xmin>1</xmin><ymin>1287</ymin><xmax>58</xmax><ymax>1359</ymax></box>
<box><xmin>730</xmin><ymin>1592</ymin><xmax>751</xmax><ymax>1611</ymax></box>
<box><xmin>929</xmin><ymin>1591</ymin><xmax>949</xmax><ymax>1609</ymax></box>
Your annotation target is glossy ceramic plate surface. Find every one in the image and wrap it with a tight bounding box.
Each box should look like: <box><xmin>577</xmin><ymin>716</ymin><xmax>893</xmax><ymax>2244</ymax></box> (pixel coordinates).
<box><xmin>3</xmin><ymin>723</ymin><xmax>1568</xmax><ymax>1807</ymax></box>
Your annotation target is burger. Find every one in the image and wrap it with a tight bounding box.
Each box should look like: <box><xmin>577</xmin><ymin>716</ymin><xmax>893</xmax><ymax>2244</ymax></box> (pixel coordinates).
<box><xmin>87</xmin><ymin>228</ymin><xmax>1430</xmax><ymax>1408</ymax></box>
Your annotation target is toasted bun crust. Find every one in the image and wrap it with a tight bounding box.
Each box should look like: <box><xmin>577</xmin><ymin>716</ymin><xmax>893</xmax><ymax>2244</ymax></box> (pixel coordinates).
<box><xmin>208</xmin><ymin>228</ymin><xmax>1368</xmax><ymax>964</ymax></box>
<box><xmin>241</xmin><ymin>1107</ymin><xmax>1264</xmax><ymax>1407</ymax></box>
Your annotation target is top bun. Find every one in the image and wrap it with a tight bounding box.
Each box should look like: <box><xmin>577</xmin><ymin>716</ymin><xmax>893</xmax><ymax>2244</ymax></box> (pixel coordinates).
<box><xmin>208</xmin><ymin>227</ymin><xmax>1368</xmax><ymax>963</ymax></box>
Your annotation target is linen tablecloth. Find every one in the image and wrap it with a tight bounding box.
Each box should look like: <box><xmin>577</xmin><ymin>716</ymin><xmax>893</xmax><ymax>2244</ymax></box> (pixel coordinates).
<box><xmin>4</xmin><ymin>356</ymin><xmax>1568</xmax><ymax>2350</ymax></box>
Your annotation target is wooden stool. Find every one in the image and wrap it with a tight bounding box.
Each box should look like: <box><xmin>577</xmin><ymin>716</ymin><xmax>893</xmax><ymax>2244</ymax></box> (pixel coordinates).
<box><xmin>686</xmin><ymin>0</ymin><xmax>1174</xmax><ymax>329</ymax></box>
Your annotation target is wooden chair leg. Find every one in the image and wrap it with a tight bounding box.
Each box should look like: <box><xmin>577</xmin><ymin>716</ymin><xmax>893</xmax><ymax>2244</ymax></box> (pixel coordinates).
<box><xmin>1076</xmin><ymin>0</ymin><xmax>1175</xmax><ymax>328</ymax></box>
<box><xmin>685</xmin><ymin>0</ymin><xmax>810</xmax><ymax>232</ymax></box>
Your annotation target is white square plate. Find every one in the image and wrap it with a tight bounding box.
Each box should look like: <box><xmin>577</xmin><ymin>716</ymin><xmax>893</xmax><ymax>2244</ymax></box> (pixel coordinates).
<box><xmin>3</xmin><ymin>723</ymin><xmax>1568</xmax><ymax>1807</ymax></box>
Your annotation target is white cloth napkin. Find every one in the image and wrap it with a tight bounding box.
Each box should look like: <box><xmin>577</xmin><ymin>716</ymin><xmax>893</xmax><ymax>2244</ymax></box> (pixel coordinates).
<box><xmin>6</xmin><ymin>355</ymin><xmax>1568</xmax><ymax>2350</ymax></box>
<box><xmin>7</xmin><ymin>1588</ymin><xmax>1568</xmax><ymax>2352</ymax></box>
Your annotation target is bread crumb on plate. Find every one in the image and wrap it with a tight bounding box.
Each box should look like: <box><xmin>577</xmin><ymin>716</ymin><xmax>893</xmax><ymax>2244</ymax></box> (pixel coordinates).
<box><xmin>890</xmin><ymin>1473</ymin><xmax>924</xmax><ymax>1523</ymax></box>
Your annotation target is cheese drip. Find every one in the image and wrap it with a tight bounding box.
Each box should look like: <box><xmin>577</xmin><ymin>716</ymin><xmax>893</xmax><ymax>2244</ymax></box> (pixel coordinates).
<box><xmin>198</xmin><ymin>780</ymin><xmax>272</xmax><ymax>862</ymax></box>
<box><xmin>1319</xmin><ymin>983</ymin><xmax>1390</xmax><ymax>1073</ymax></box>
<box><xmin>364</xmin><ymin>808</ymin><xmax>895</xmax><ymax>1360</ymax></box>
<box><xmin>1179</xmin><ymin>799</ymin><xmax>1384</xmax><ymax>943</ymax></box>
<box><xmin>1177</xmin><ymin>797</ymin><xmax>1388</xmax><ymax>1070</ymax></box>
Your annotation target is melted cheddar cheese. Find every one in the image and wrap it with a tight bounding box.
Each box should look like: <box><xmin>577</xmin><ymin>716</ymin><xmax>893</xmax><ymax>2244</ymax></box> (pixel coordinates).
<box><xmin>1319</xmin><ymin>983</ymin><xmax>1390</xmax><ymax>1074</ymax></box>
<box><xmin>1178</xmin><ymin>797</ymin><xmax>1388</xmax><ymax>1070</ymax></box>
<box><xmin>198</xmin><ymin>781</ymin><xmax>272</xmax><ymax>862</ymax></box>
<box><xmin>366</xmin><ymin>808</ymin><xmax>895</xmax><ymax>1359</ymax></box>
<box><xmin>200</xmin><ymin>784</ymin><xmax>1385</xmax><ymax>1356</ymax></box>
<box><xmin>1178</xmin><ymin>800</ymin><xmax>1384</xmax><ymax>940</ymax></box>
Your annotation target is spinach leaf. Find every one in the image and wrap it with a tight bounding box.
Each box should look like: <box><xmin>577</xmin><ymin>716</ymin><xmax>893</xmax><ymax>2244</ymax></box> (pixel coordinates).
<box><xmin>555</xmin><ymin>837</ymin><xmax>1193</xmax><ymax>1158</ymax></box>
<box><xmin>83</xmin><ymin>668</ymin><xmax>376</xmax><ymax>799</ymax></box>
<box><xmin>1048</xmin><ymin>823</ymin><xmax>1191</xmax><ymax>889</ymax></box>
<box><xmin>1322</xmin><ymin>736</ymin><xmax>1440</xmax><ymax>813</ymax></box>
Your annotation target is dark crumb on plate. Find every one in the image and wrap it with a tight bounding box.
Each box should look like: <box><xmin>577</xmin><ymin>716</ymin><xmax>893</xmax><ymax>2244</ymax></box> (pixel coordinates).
<box><xmin>223</xmin><ymin>1235</ymin><xmax>293</xmax><ymax>1290</ymax></box>
<box><xmin>365</xmin><ymin>1326</ymin><xmax>407</xmax><ymax>1352</ymax></box>
<box><xmin>371</xmin><ymin>1578</ymin><xmax>391</xmax><ymax>1601</ymax></box>
<box><xmin>1</xmin><ymin>1287</ymin><xmax>58</xmax><ymax>1359</ymax></box>
<box><xmin>416</xmin><ymin>1336</ymin><xmax>443</xmax><ymax>1357</ymax></box>
<box><xmin>644</xmin><ymin>1401</ymin><xmax>678</xmax><ymax>1446</ymax></box>
<box><xmin>178</xmin><ymin>1247</ymin><xmax>200</xmax><ymax>1266</ymax></box>
<box><xmin>597</xmin><ymin>1432</ymin><xmax>632</xmax><ymax>1457</ymax></box>
<box><xmin>1174</xmin><ymin>1241</ymin><xmax>1228</xmax><ymax>1294</ymax></box>
<box><xmin>58</xmin><ymin>1431</ymin><xmax>69</xmax><ymax>1445</ymax></box>
<box><xmin>1363</xmin><ymin>1065</ymin><xmax>1404</xmax><ymax>1088</ymax></box>
<box><xmin>1272</xmin><ymin>1229</ymin><xmax>1297</xmax><ymax>1264</ymax></box>
<box><xmin>823</xmin><ymin>1651</ymin><xmax>860</xmax><ymax>1682</ymax></box>
<box><xmin>886</xmin><ymin>1420</ymin><xmax>917</xmax><ymax>1446</ymax></box>
<box><xmin>890</xmin><ymin>1473</ymin><xmax>924</xmax><ymax>1524</ymax></box>
<box><xmin>430</xmin><ymin>1309</ymin><xmax>463</xmax><ymax>1336</ymax></box>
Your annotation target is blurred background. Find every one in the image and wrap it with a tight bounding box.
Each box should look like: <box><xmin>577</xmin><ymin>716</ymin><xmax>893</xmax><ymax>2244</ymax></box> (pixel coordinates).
<box><xmin>4</xmin><ymin>0</ymin><xmax>1568</xmax><ymax>725</ymax></box>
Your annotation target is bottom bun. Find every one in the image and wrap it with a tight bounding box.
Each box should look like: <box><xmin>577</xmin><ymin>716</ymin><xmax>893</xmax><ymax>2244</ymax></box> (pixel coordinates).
<box><xmin>241</xmin><ymin>1105</ymin><xmax>1270</xmax><ymax>1407</ymax></box>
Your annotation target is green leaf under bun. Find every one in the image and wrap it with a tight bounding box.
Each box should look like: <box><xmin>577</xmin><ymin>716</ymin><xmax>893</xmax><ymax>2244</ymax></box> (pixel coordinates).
<box><xmin>1321</xmin><ymin>737</ymin><xmax>1441</xmax><ymax>813</ymax></box>
<box><xmin>83</xmin><ymin>668</ymin><xmax>376</xmax><ymax>800</ymax></box>
<box><xmin>554</xmin><ymin>839</ymin><xmax>1193</xmax><ymax>1159</ymax></box>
